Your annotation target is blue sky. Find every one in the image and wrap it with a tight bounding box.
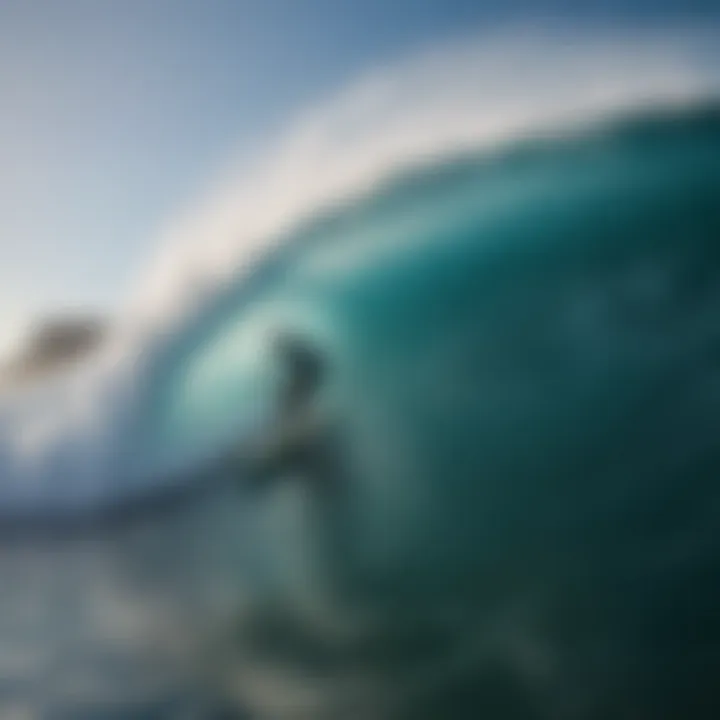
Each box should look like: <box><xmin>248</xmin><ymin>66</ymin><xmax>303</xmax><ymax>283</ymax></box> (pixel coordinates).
<box><xmin>1</xmin><ymin>0</ymin><xmax>719</xmax><ymax>353</ymax></box>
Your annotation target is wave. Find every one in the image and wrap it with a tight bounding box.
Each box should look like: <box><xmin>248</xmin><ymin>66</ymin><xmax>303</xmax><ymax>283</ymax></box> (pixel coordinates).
<box><xmin>0</xmin><ymin>27</ymin><xmax>719</xmax><ymax>522</ymax></box>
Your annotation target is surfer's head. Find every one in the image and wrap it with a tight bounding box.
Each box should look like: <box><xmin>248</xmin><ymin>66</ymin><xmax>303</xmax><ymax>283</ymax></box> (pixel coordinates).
<box><xmin>273</xmin><ymin>331</ymin><xmax>327</xmax><ymax>408</ymax></box>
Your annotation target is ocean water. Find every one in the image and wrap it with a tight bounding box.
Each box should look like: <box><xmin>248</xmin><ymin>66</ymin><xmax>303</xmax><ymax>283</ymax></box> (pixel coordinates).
<box><xmin>0</xmin><ymin>54</ymin><xmax>720</xmax><ymax>718</ymax></box>
<box><xmin>144</xmin><ymin>105</ymin><xmax>720</xmax><ymax>719</ymax></box>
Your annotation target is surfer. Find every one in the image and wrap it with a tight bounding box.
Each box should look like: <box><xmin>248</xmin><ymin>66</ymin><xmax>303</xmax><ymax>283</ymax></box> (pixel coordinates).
<box><xmin>241</xmin><ymin>332</ymin><xmax>338</xmax><ymax>494</ymax></box>
<box><xmin>237</xmin><ymin>332</ymin><xmax>367</xmax><ymax>636</ymax></box>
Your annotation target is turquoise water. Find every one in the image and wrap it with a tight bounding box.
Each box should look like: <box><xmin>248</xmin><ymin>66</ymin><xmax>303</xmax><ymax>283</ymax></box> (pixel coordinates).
<box><xmin>137</xmin><ymin>104</ymin><xmax>720</xmax><ymax>591</ymax></box>
<box><xmin>146</xmin><ymin>105</ymin><xmax>720</xmax><ymax>716</ymax></box>
<box><xmin>149</xmin><ymin>106</ymin><xmax>720</xmax><ymax>480</ymax></box>
<box><xmin>0</xmin><ymin>104</ymin><xmax>719</xmax><ymax>717</ymax></box>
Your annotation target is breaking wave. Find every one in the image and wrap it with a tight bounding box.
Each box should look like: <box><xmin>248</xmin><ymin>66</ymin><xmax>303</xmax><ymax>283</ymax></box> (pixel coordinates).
<box><xmin>0</xmin><ymin>26</ymin><xmax>718</xmax><ymax>522</ymax></box>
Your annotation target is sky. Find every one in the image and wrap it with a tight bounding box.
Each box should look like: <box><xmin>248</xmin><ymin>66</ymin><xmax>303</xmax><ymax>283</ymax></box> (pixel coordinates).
<box><xmin>1</xmin><ymin>0</ymin><xmax>719</xmax><ymax>356</ymax></box>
